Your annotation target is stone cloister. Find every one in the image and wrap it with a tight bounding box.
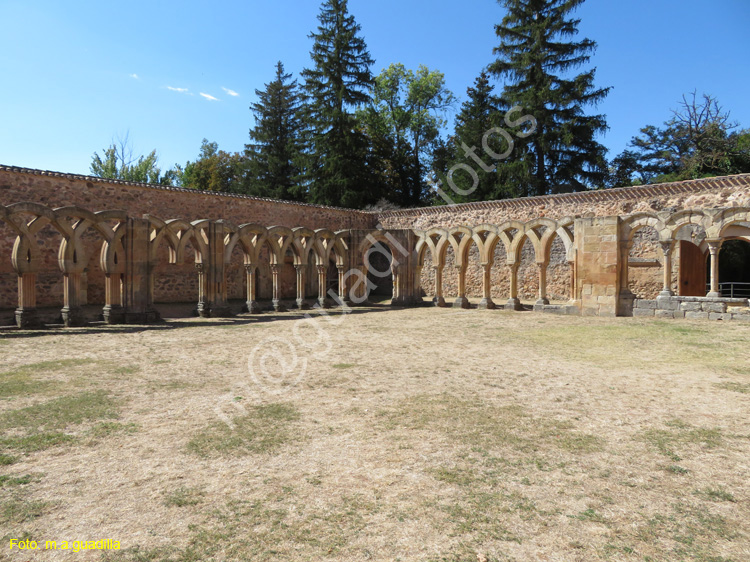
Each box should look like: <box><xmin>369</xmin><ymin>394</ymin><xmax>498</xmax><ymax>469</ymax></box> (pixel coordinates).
<box><xmin>1</xmin><ymin>165</ymin><xmax>750</xmax><ymax>327</ymax></box>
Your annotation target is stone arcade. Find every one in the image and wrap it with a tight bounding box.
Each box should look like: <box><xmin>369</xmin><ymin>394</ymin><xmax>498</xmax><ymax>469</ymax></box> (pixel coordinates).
<box><xmin>1</xmin><ymin>165</ymin><xmax>750</xmax><ymax>328</ymax></box>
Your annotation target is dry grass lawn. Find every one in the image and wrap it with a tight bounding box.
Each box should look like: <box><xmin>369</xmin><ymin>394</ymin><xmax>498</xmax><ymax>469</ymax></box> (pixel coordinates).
<box><xmin>0</xmin><ymin>306</ymin><xmax>748</xmax><ymax>561</ymax></box>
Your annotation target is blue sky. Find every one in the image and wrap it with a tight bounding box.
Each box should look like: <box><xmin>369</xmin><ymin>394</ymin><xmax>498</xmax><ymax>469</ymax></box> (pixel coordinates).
<box><xmin>1</xmin><ymin>0</ymin><xmax>749</xmax><ymax>177</ymax></box>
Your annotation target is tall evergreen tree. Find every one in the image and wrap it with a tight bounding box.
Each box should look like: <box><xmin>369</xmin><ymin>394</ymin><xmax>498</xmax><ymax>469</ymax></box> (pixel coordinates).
<box><xmin>489</xmin><ymin>0</ymin><xmax>610</xmax><ymax>196</ymax></box>
<box><xmin>434</xmin><ymin>71</ymin><xmax>518</xmax><ymax>203</ymax></box>
<box><xmin>245</xmin><ymin>61</ymin><xmax>305</xmax><ymax>201</ymax></box>
<box><xmin>302</xmin><ymin>0</ymin><xmax>375</xmax><ymax>208</ymax></box>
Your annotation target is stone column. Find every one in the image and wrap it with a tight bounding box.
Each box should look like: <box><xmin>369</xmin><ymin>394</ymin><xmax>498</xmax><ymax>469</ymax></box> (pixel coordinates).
<box><xmin>270</xmin><ymin>264</ymin><xmax>283</xmax><ymax>312</ymax></box>
<box><xmin>453</xmin><ymin>265</ymin><xmax>470</xmax><ymax>308</ymax></box>
<box><xmin>15</xmin><ymin>273</ymin><xmax>41</xmax><ymax>329</ymax></box>
<box><xmin>707</xmin><ymin>240</ymin><xmax>722</xmax><ymax>298</ymax></box>
<box><xmin>433</xmin><ymin>265</ymin><xmax>446</xmax><ymax>307</ymax></box>
<box><xmin>195</xmin><ymin>263</ymin><xmax>210</xmax><ymax>317</ymax></box>
<box><xmin>244</xmin><ymin>265</ymin><xmax>260</xmax><ymax>313</ymax></box>
<box><xmin>122</xmin><ymin>218</ymin><xmax>160</xmax><ymax>324</ymax></box>
<box><xmin>477</xmin><ymin>262</ymin><xmax>496</xmax><ymax>309</ymax></box>
<box><xmin>294</xmin><ymin>265</ymin><xmax>309</xmax><ymax>309</ymax></box>
<box><xmin>336</xmin><ymin>265</ymin><xmax>352</xmax><ymax>306</ymax></box>
<box><xmin>618</xmin><ymin>241</ymin><xmax>632</xmax><ymax>295</ymax></box>
<box><xmin>391</xmin><ymin>265</ymin><xmax>402</xmax><ymax>306</ymax></box>
<box><xmin>61</xmin><ymin>272</ymin><xmax>85</xmax><ymax>327</ymax></box>
<box><xmin>317</xmin><ymin>265</ymin><xmax>331</xmax><ymax>308</ymax></box>
<box><xmin>536</xmin><ymin>263</ymin><xmax>549</xmax><ymax>305</ymax></box>
<box><xmin>414</xmin><ymin>265</ymin><xmax>423</xmax><ymax>305</ymax></box>
<box><xmin>102</xmin><ymin>273</ymin><xmax>124</xmax><ymax>324</ymax></box>
<box><xmin>506</xmin><ymin>263</ymin><xmax>522</xmax><ymax>310</ymax></box>
<box><xmin>659</xmin><ymin>241</ymin><xmax>674</xmax><ymax>297</ymax></box>
<box><xmin>568</xmin><ymin>261</ymin><xmax>576</xmax><ymax>301</ymax></box>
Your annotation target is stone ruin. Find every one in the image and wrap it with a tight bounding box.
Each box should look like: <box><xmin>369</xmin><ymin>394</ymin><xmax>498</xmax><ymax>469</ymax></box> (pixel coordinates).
<box><xmin>1</xmin><ymin>165</ymin><xmax>750</xmax><ymax>328</ymax></box>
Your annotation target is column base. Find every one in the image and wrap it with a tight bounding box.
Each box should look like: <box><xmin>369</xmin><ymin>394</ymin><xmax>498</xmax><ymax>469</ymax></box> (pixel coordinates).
<box><xmin>706</xmin><ymin>291</ymin><xmax>721</xmax><ymax>299</ymax></box>
<box><xmin>61</xmin><ymin>306</ymin><xmax>86</xmax><ymax>327</ymax></box>
<box><xmin>245</xmin><ymin>300</ymin><xmax>262</xmax><ymax>314</ymax></box>
<box><xmin>295</xmin><ymin>298</ymin><xmax>310</xmax><ymax>310</ymax></box>
<box><xmin>15</xmin><ymin>308</ymin><xmax>42</xmax><ymax>329</ymax></box>
<box><xmin>124</xmin><ymin>309</ymin><xmax>161</xmax><ymax>324</ymax></box>
<box><xmin>272</xmin><ymin>299</ymin><xmax>286</xmax><ymax>312</ymax></box>
<box><xmin>505</xmin><ymin>298</ymin><xmax>523</xmax><ymax>311</ymax></box>
<box><xmin>433</xmin><ymin>296</ymin><xmax>446</xmax><ymax>307</ymax></box>
<box><xmin>197</xmin><ymin>303</ymin><xmax>211</xmax><ymax>318</ymax></box>
<box><xmin>477</xmin><ymin>298</ymin><xmax>496</xmax><ymax>310</ymax></box>
<box><xmin>211</xmin><ymin>305</ymin><xmax>232</xmax><ymax>318</ymax></box>
<box><xmin>535</xmin><ymin>298</ymin><xmax>550</xmax><ymax>306</ymax></box>
<box><xmin>658</xmin><ymin>290</ymin><xmax>674</xmax><ymax>298</ymax></box>
<box><xmin>317</xmin><ymin>297</ymin><xmax>332</xmax><ymax>309</ymax></box>
<box><xmin>102</xmin><ymin>305</ymin><xmax>125</xmax><ymax>324</ymax></box>
<box><xmin>453</xmin><ymin>296</ymin><xmax>471</xmax><ymax>309</ymax></box>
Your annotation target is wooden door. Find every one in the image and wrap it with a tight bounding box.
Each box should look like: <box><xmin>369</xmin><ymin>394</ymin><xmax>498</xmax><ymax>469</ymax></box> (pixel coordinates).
<box><xmin>678</xmin><ymin>241</ymin><xmax>707</xmax><ymax>296</ymax></box>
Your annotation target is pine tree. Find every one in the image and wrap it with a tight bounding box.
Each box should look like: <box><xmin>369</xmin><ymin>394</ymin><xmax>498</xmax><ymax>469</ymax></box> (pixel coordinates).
<box><xmin>435</xmin><ymin>71</ymin><xmax>518</xmax><ymax>202</ymax></box>
<box><xmin>301</xmin><ymin>0</ymin><xmax>375</xmax><ymax>208</ymax></box>
<box><xmin>245</xmin><ymin>61</ymin><xmax>305</xmax><ymax>201</ymax></box>
<box><xmin>489</xmin><ymin>0</ymin><xmax>610</xmax><ymax>196</ymax></box>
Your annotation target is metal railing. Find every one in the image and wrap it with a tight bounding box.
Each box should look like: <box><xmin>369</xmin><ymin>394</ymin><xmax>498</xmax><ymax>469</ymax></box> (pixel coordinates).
<box><xmin>705</xmin><ymin>282</ymin><xmax>750</xmax><ymax>298</ymax></box>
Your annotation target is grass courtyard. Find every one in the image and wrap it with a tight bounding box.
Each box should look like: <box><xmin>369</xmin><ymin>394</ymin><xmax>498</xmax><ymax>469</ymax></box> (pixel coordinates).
<box><xmin>0</xmin><ymin>306</ymin><xmax>748</xmax><ymax>561</ymax></box>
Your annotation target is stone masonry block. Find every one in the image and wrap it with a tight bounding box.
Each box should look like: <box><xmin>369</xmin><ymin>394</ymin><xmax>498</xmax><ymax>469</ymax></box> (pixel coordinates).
<box><xmin>655</xmin><ymin>310</ymin><xmax>675</xmax><ymax>319</ymax></box>
<box><xmin>709</xmin><ymin>313</ymin><xmax>733</xmax><ymax>321</ymax></box>
<box><xmin>633</xmin><ymin>308</ymin><xmax>655</xmax><ymax>317</ymax></box>
<box><xmin>656</xmin><ymin>299</ymin><xmax>679</xmax><ymax>311</ymax></box>
<box><xmin>635</xmin><ymin>299</ymin><xmax>657</xmax><ymax>309</ymax></box>
<box><xmin>680</xmin><ymin>302</ymin><xmax>702</xmax><ymax>312</ymax></box>
<box><xmin>685</xmin><ymin>311</ymin><xmax>709</xmax><ymax>320</ymax></box>
<box><xmin>704</xmin><ymin>302</ymin><xmax>727</xmax><ymax>314</ymax></box>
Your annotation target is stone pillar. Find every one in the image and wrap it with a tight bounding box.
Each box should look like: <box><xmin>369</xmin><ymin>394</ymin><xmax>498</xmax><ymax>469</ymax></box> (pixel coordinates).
<box><xmin>244</xmin><ymin>265</ymin><xmax>260</xmax><ymax>313</ymax></box>
<box><xmin>195</xmin><ymin>221</ymin><xmax>231</xmax><ymax>318</ymax></box>
<box><xmin>433</xmin><ymin>265</ymin><xmax>446</xmax><ymax>307</ymax></box>
<box><xmin>391</xmin><ymin>265</ymin><xmax>402</xmax><ymax>306</ymax></box>
<box><xmin>270</xmin><ymin>264</ymin><xmax>284</xmax><ymax>312</ymax></box>
<box><xmin>336</xmin><ymin>265</ymin><xmax>352</xmax><ymax>306</ymax></box>
<box><xmin>294</xmin><ymin>265</ymin><xmax>309</xmax><ymax>310</ymax></box>
<box><xmin>414</xmin><ymin>265</ymin><xmax>423</xmax><ymax>305</ymax></box>
<box><xmin>61</xmin><ymin>272</ymin><xmax>85</xmax><ymax>327</ymax></box>
<box><xmin>317</xmin><ymin>265</ymin><xmax>331</xmax><ymax>308</ymax></box>
<box><xmin>102</xmin><ymin>273</ymin><xmax>124</xmax><ymax>324</ymax></box>
<box><xmin>15</xmin><ymin>273</ymin><xmax>41</xmax><ymax>329</ymax></box>
<box><xmin>506</xmin><ymin>263</ymin><xmax>522</xmax><ymax>310</ymax></box>
<box><xmin>618</xmin><ymin>241</ymin><xmax>632</xmax><ymax>295</ymax></box>
<box><xmin>659</xmin><ymin>241</ymin><xmax>674</xmax><ymax>298</ymax></box>
<box><xmin>477</xmin><ymin>262</ymin><xmax>496</xmax><ymax>309</ymax></box>
<box><xmin>196</xmin><ymin>263</ymin><xmax>209</xmax><ymax>318</ymax></box>
<box><xmin>536</xmin><ymin>263</ymin><xmax>549</xmax><ymax>305</ymax></box>
<box><xmin>574</xmin><ymin>217</ymin><xmax>620</xmax><ymax>317</ymax></box>
<box><xmin>453</xmin><ymin>265</ymin><xmax>470</xmax><ymax>308</ymax></box>
<box><xmin>707</xmin><ymin>240</ymin><xmax>722</xmax><ymax>298</ymax></box>
<box><xmin>122</xmin><ymin>218</ymin><xmax>160</xmax><ymax>324</ymax></box>
<box><xmin>568</xmin><ymin>261</ymin><xmax>576</xmax><ymax>301</ymax></box>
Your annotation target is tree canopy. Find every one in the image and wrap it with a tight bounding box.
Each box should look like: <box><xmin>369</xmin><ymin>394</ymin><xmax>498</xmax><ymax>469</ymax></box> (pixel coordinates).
<box><xmin>488</xmin><ymin>0</ymin><xmax>610</xmax><ymax>196</ymax></box>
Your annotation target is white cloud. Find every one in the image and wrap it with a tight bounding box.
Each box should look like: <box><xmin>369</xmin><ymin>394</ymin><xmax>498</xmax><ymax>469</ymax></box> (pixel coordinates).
<box><xmin>200</xmin><ymin>92</ymin><xmax>219</xmax><ymax>101</ymax></box>
<box><xmin>222</xmin><ymin>87</ymin><xmax>239</xmax><ymax>97</ymax></box>
<box><xmin>167</xmin><ymin>86</ymin><xmax>189</xmax><ymax>93</ymax></box>
<box><xmin>129</xmin><ymin>73</ymin><xmax>140</xmax><ymax>79</ymax></box>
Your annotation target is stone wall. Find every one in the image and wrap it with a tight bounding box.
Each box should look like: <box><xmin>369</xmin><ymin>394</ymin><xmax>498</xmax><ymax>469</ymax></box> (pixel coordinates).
<box><xmin>2</xmin><ymin>166</ymin><xmax>750</xmax><ymax>319</ymax></box>
<box><xmin>632</xmin><ymin>296</ymin><xmax>750</xmax><ymax>321</ymax></box>
<box><xmin>381</xmin><ymin>175</ymin><xmax>750</xmax><ymax>304</ymax></box>
<box><xmin>0</xmin><ymin>166</ymin><xmax>376</xmax><ymax>311</ymax></box>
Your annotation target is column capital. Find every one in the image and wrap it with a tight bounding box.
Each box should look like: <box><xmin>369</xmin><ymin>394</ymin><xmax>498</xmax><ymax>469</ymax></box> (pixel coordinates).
<box><xmin>659</xmin><ymin>240</ymin><xmax>673</xmax><ymax>256</ymax></box>
<box><xmin>706</xmin><ymin>239</ymin><xmax>723</xmax><ymax>253</ymax></box>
